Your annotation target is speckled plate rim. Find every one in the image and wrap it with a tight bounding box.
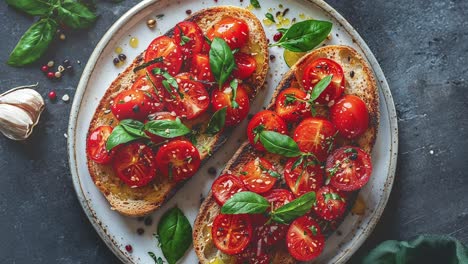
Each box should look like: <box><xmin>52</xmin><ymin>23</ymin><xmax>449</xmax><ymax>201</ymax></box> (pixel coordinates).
<box><xmin>67</xmin><ymin>0</ymin><xmax>398</xmax><ymax>263</ymax></box>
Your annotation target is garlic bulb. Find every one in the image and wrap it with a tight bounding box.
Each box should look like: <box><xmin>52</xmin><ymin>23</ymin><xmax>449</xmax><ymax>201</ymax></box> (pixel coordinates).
<box><xmin>0</xmin><ymin>84</ymin><xmax>45</xmax><ymax>140</ymax></box>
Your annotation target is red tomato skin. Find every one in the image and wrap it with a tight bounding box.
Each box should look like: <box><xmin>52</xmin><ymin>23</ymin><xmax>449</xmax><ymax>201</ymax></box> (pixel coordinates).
<box><xmin>130</xmin><ymin>75</ymin><xmax>165</xmax><ymax>112</ymax></box>
<box><xmin>112</xmin><ymin>142</ymin><xmax>156</xmax><ymax>188</ymax></box>
<box><xmin>286</xmin><ymin>216</ymin><xmax>325</xmax><ymax>261</ymax></box>
<box><xmin>293</xmin><ymin>117</ymin><xmax>337</xmax><ymax>162</ymax></box>
<box><xmin>275</xmin><ymin>87</ymin><xmax>311</xmax><ymax>122</ymax></box>
<box><xmin>190</xmin><ymin>54</ymin><xmax>215</xmax><ymax>83</ymax></box>
<box><xmin>144</xmin><ymin>112</ymin><xmax>177</xmax><ymax>144</ymax></box>
<box><xmin>239</xmin><ymin>157</ymin><xmax>277</xmax><ymax>194</ymax></box>
<box><xmin>232</xmin><ymin>52</ymin><xmax>257</xmax><ymax>80</ymax></box>
<box><xmin>263</xmin><ymin>188</ymin><xmax>295</xmax><ymax>211</ymax></box>
<box><xmin>313</xmin><ymin>185</ymin><xmax>347</xmax><ymax>221</ymax></box>
<box><xmin>284</xmin><ymin>157</ymin><xmax>324</xmax><ymax>197</ymax></box>
<box><xmin>87</xmin><ymin>126</ymin><xmax>114</xmax><ymax>164</ymax></box>
<box><xmin>173</xmin><ymin>21</ymin><xmax>204</xmax><ymax>60</ymax></box>
<box><xmin>155</xmin><ymin>140</ymin><xmax>201</xmax><ymax>182</ymax></box>
<box><xmin>111</xmin><ymin>89</ymin><xmax>154</xmax><ymax>121</ymax></box>
<box><xmin>144</xmin><ymin>36</ymin><xmax>183</xmax><ymax>76</ymax></box>
<box><xmin>301</xmin><ymin>58</ymin><xmax>345</xmax><ymax>105</ymax></box>
<box><xmin>212</xmin><ymin>214</ymin><xmax>253</xmax><ymax>255</ymax></box>
<box><xmin>330</xmin><ymin>95</ymin><xmax>369</xmax><ymax>139</ymax></box>
<box><xmin>211</xmin><ymin>174</ymin><xmax>247</xmax><ymax>205</ymax></box>
<box><xmin>247</xmin><ymin>110</ymin><xmax>288</xmax><ymax>151</ymax></box>
<box><xmin>207</xmin><ymin>17</ymin><xmax>249</xmax><ymax>49</ymax></box>
<box><xmin>211</xmin><ymin>83</ymin><xmax>250</xmax><ymax>126</ymax></box>
<box><xmin>327</xmin><ymin>146</ymin><xmax>372</xmax><ymax>191</ymax></box>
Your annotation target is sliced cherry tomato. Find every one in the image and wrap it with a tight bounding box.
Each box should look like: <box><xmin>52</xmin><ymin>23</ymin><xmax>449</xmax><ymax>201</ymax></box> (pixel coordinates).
<box><xmin>239</xmin><ymin>157</ymin><xmax>278</xmax><ymax>194</ymax></box>
<box><xmin>211</xmin><ymin>174</ymin><xmax>247</xmax><ymax>205</ymax></box>
<box><xmin>236</xmin><ymin>246</ymin><xmax>271</xmax><ymax>264</ymax></box>
<box><xmin>212</xmin><ymin>214</ymin><xmax>252</xmax><ymax>255</ymax></box>
<box><xmin>164</xmin><ymin>73</ymin><xmax>210</xmax><ymax>119</ymax></box>
<box><xmin>87</xmin><ymin>126</ymin><xmax>114</xmax><ymax>164</ymax></box>
<box><xmin>284</xmin><ymin>157</ymin><xmax>324</xmax><ymax>197</ymax></box>
<box><xmin>286</xmin><ymin>216</ymin><xmax>325</xmax><ymax>261</ymax></box>
<box><xmin>233</xmin><ymin>52</ymin><xmax>257</xmax><ymax>80</ymax></box>
<box><xmin>247</xmin><ymin>110</ymin><xmax>288</xmax><ymax>151</ymax></box>
<box><xmin>173</xmin><ymin>21</ymin><xmax>204</xmax><ymax>60</ymax></box>
<box><xmin>190</xmin><ymin>53</ymin><xmax>215</xmax><ymax>83</ymax></box>
<box><xmin>301</xmin><ymin>58</ymin><xmax>345</xmax><ymax>105</ymax></box>
<box><xmin>131</xmin><ymin>75</ymin><xmax>165</xmax><ymax>112</ymax></box>
<box><xmin>275</xmin><ymin>87</ymin><xmax>311</xmax><ymax>122</ymax></box>
<box><xmin>145</xmin><ymin>36</ymin><xmax>183</xmax><ymax>83</ymax></box>
<box><xmin>330</xmin><ymin>95</ymin><xmax>369</xmax><ymax>139</ymax></box>
<box><xmin>144</xmin><ymin>112</ymin><xmax>177</xmax><ymax>144</ymax></box>
<box><xmin>207</xmin><ymin>17</ymin><xmax>249</xmax><ymax>49</ymax></box>
<box><xmin>112</xmin><ymin>142</ymin><xmax>156</xmax><ymax>187</ymax></box>
<box><xmin>293</xmin><ymin>118</ymin><xmax>337</xmax><ymax>162</ymax></box>
<box><xmin>326</xmin><ymin>146</ymin><xmax>372</xmax><ymax>191</ymax></box>
<box><xmin>313</xmin><ymin>185</ymin><xmax>347</xmax><ymax>221</ymax></box>
<box><xmin>211</xmin><ymin>83</ymin><xmax>250</xmax><ymax>126</ymax></box>
<box><xmin>155</xmin><ymin>140</ymin><xmax>201</xmax><ymax>182</ymax></box>
<box><xmin>263</xmin><ymin>188</ymin><xmax>294</xmax><ymax>211</ymax></box>
<box><xmin>111</xmin><ymin>89</ymin><xmax>154</xmax><ymax>121</ymax></box>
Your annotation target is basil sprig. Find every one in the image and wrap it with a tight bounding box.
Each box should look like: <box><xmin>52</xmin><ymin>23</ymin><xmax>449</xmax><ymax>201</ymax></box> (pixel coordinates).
<box><xmin>6</xmin><ymin>0</ymin><xmax>97</xmax><ymax>66</ymax></box>
<box><xmin>209</xmin><ymin>37</ymin><xmax>236</xmax><ymax>88</ymax></box>
<box><xmin>205</xmin><ymin>107</ymin><xmax>227</xmax><ymax>135</ymax></box>
<box><xmin>270</xmin><ymin>192</ymin><xmax>316</xmax><ymax>224</ymax></box>
<box><xmin>285</xmin><ymin>75</ymin><xmax>332</xmax><ymax>115</ymax></box>
<box><xmin>157</xmin><ymin>207</ymin><xmax>192</xmax><ymax>264</ymax></box>
<box><xmin>270</xmin><ymin>20</ymin><xmax>333</xmax><ymax>52</ymax></box>
<box><xmin>259</xmin><ymin>131</ymin><xmax>301</xmax><ymax>157</ymax></box>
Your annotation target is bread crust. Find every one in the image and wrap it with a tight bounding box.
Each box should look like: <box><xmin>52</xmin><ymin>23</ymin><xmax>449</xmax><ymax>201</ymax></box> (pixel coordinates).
<box><xmin>193</xmin><ymin>45</ymin><xmax>379</xmax><ymax>263</ymax></box>
<box><xmin>86</xmin><ymin>6</ymin><xmax>269</xmax><ymax>217</ymax></box>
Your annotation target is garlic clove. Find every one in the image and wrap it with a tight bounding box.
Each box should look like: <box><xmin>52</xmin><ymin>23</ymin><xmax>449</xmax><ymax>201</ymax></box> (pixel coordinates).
<box><xmin>0</xmin><ymin>104</ymin><xmax>36</xmax><ymax>140</ymax></box>
<box><xmin>0</xmin><ymin>88</ymin><xmax>45</xmax><ymax>122</ymax></box>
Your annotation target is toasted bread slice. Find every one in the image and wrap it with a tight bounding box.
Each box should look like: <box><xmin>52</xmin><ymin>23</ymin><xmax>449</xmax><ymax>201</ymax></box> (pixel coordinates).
<box><xmin>193</xmin><ymin>45</ymin><xmax>379</xmax><ymax>263</ymax></box>
<box><xmin>86</xmin><ymin>6</ymin><xmax>269</xmax><ymax>217</ymax></box>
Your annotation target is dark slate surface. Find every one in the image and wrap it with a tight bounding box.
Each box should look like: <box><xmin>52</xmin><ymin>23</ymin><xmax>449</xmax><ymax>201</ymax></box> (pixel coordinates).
<box><xmin>0</xmin><ymin>0</ymin><xmax>466</xmax><ymax>263</ymax></box>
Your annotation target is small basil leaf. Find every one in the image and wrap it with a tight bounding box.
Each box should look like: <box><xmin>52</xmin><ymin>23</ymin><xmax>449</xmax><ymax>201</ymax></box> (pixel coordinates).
<box><xmin>5</xmin><ymin>0</ymin><xmax>51</xmax><ymax>16</ymax></box>
<box><xmin>265</xmin><ymin>13</ymin><xmax>275</xmax><ymax>23</ymax></box>
<box><xmin>7</xmin><ymin>19</ymin><xmax>57</xmax><ymax>67</ymax></box>
<box><xmin>57</xmin><ymin>0</ymin><xmax>97</xmax><ymax>29</ymax></box>
<box><xmin>157</xmin><ymin>207</ymin><xmax>192</xmax><ymax>264</ymax></box>
<box><xmin>209</xmin><ymin>37</ymin><xmax>235</xmax><ymax>88</ymax></box>
<box><xmin>271</xmin><ymin>20</ymin><xmax>332</xmax><ymax>52</ymax></box>
<box><xmin>148</xmin><ymin>252</ymin><xmax>164</xmax><ymax>264</ymax></box>
<box><xmin>291</xmin><ymin>156</ymin><xmax>304</xmax><ymax>171</ymax></box>
<box><xmin>270</xmin><ymin>191</ymin><xmax>316</xmax><ymax>224</ymax></box>
<box><xmin>309</xmin><ymin>75</ymin><xmax>332</xmax><ymax>102</ymax></box>
<box><xmin>221</xmin><ymin>191</ymin><xmax>269</xmax><ymax>214</ymax></box>
<box><xmin>259</xmin><ymin>131</ymin><xmax>301</xmax><ymax>157</ymax></box>
<box><xmin>205</xmin><ymin>107</ymin><xmax>227</xmax><ymax>135</ymax></box>
<box><xmin>120</xmin><ymin>119</ymin><xmax>146</xmax><ymax>137</ymax></box>
<box><xmin>144</xmin><ymin>118</ymin><xmax>191</xmax><ymax>138</ymax></box>
<box><xmin>230</xmin><ymin>79</ymin><xmax>239</xmax><ymax>108</ymax></box>
<box><xmin>105</xmin><ymin>125</ymin><xmax>140</xmax><ymax>150</ymax></box>
<box><xmin>250</xmin><ymin>0</ymin><xmax>261</xmax><ymax>8</ymax></box>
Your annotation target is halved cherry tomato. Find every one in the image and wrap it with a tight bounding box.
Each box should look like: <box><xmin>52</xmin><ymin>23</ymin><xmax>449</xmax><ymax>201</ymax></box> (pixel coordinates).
<box><xmin>301</xmin><ymin>58</ymin><xmax>345</xmax><ymax>105</ymax></box>
<box><xmin>326</xmin><ymin>146</ymin><xmax>372</xmax><ymax>191</ymax></box>
<box><xmin>239</xmin><ymin>157</ymin><xmax>277</xmax><ymax>193</ymax></box>
<box><xmin>275</xmin><ymin>87</ymin><xmax>310</xmax><ymax>122</ymax></box>
<box><xmin>236</xmin><ymin>246</ymin><xmax>271</xmax><ymax>264</ymax></box>
<box><xmin>155</xmin><ymin>140</ymin><xmax>201</xmax><ymax>182</ymax></box>
<box><xmin>207</xmin><ymin>17</ymin><xmax>249</xmax><ymax>49</ymax></box>
<box><xmin>131</xmin><ymin>75</ymin><xmax>165</xmax><ymax>112</ymax></box>
<box><xmin>145</xmin><ymin>36</ymin><xmax>183</xmax><ymax>83</ymax></box>
<box><xmin>173</xmin><ymin>21</ymin><xmax>204</xmax><ymax>60</ymax></box>
<box><xmin>212</xmin><ymin>214</ymin><xmax>252</xmax><ymax>255</ymax></box>
<box><xmin>112</xmin><ymin>142</ymin><xmax>156</xmax><ymax>187</ymax></box>
<box><xmin>247</xmin><ymin>110</ymin><xmax>288</xmax><ymax>151</ymax></box>
<box><xmin>144</xmin><ymin>112</ymin><xmax>177</xmax><ymax>144</ymax></box>
<box><xmin>164</xmin><ymin>73</ymin><xmax>210</xmax><ymax>119</ymax></box>
<box><xmin>293</xmin><ymin>118</ymin><xmax>337</xmax><ymax>162</ymax></box>
<box><xmin>330</xmin><ymin>95</ymin><xmax>369</xmax><ymax>139</ymax></box>
<box><xmin>87</xmin><ymin>126</ymin><xmax>114</xmax><ymax>164</ymax></box>
<box><xmin>190</xmin><ymin>54</ymin><xmax>215</xmax><ymax>83</ymax></box>
<box><xmin>211</xmin><ymin>174</ymin><xmax>247</xmax><ymax>205</ymax></box>
<box><xmin>233</xmin><ymin>52</ymin><xmax>256</xmax><ymax>80</ymax></box>
<box><xmin>286</xmin><ymin>216</ymin><xmax>325</xmax><ymax>261</ymax></box>
<box><xmin>111</xmin><ymin>89</ymin><xmax>154</xmax><ymax>121</ymax></box>
<box><xmin>263</xmin><ymin>188</ymin><xmax>294</xmax><ymax>211</ymax></box>
<box><xmin>284</xmin><ymin>157</ymin><xmax>324</xmax><ymax>197</ymax></box>
<box><xmin>211</xmin><ymin>83</ymin><xmax>250</xmax><ymax>126</ymax></box>
<box><xmin>313</xmin><ymin>185</ymin><xmax>347</xmax><ymax>221</ymax></box>
<box><xmin>249</xmin><ymin>214</ymin><xmax>288</xmax><ymax>249</ymax></box>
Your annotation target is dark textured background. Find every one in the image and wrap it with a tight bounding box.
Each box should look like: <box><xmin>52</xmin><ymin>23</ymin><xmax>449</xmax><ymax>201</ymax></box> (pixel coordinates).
<box><xmin>0</xmin><ymin>0</ymin><xmax>467</xmax><ymax>263</ymax></box>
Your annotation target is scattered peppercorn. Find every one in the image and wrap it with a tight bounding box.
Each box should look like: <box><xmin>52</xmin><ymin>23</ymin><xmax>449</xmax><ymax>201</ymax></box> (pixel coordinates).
<box><xmin>118</xmin><ymin>54</ymin><xmax>127</xmax><ymax>61</ymax></box>
<box><xmin>273</xmin><ymin>32</ymin><xmax>283</xmax><ymax>42</ymax></box>
<box><xmin>146</xmin><ymin>19</ymin><xmax>156</xmax><ymax>29</ymax></box>
<box><xmin>125</xmin><ymin>245</ymin><xmax>133</xmax><ymax>253</ymax></box>
<box><xmin>41</xmin><ymin>65</ymin><xmax>49</xmax><ymax>73</ymax></box>
<box><xmin>186</xmin><ymin>9</ymin><xmax>192</xmax><ymax>15</ymax></box>
<box><xmin>269</xmin><ymin>55</ymin><xmax>276</xmax><ymax>61</ymax></box>
<box><xmin>208</xmin><ymin>167</ymin><xmax>217</xmax><ymax>175</ymax></box>
<box><xmin>144</xmin><ymin>217</ymin><xmax>153</xmax><ymax>226</ymax></box>
<box><xmin>47</xmin><ymin>72</ymin><xmax>55</xmax><ymax>79</ymax></box>
<box><xmin>136</xmin><ymin>228</ymin><xmax>145</xmax><ymax>235</ymax></box>
<box><xmin>47</xmin><ymin>60</ymin><xmax>54</xmax><ymax>67</ymax></box>
<box><xmin>59</xmin><ymin>33</ymin><xmax>66</xmax><ymax>40</ymax></box>
<box><xmin>350</xmin><ymin>71</ymin><xmax>355</xmax><ymax>78</ymax></box>
<box><xmin>113</xmin><ymin>58</ymin><xmax>120</xmax><ymax>66</ymax></box>
<box><xmin>48</xmin><ymin>91</ymin><xmax>57</xmax><ymax>100</ymax></box>
<box><xmin>58</xmin><ymin>65</ymin><xmax>65</xmax><ymax>72</ymax></box>
<box><xmin>54</xmin><ymin>71</ymin><xmax>62</xmax><ymax>78</ymax></box>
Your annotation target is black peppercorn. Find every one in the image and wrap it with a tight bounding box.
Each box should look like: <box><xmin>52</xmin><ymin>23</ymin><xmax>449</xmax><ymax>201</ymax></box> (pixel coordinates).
<box><xmin>118</xmin><ymin>54</ymin><xmax>127</xmax><ymax>61</ymax></box>
<box><xmin>144</xmin><ymin>217</ymin><xmax>153</xmax><ymax>226</ymax></box>
<box><xmin>137</xmin><ymin>228</ymin><xmax>144</xmax><ymax>235</ymax></box>
<box><xmin>113</xmin><ymin>58</ymin><xmax>120</xmax><ymax>65</ymax></box>
<box><xmin>207</xmin><ymin>167</ymin><xmax>217</xmax><ymax>175</ymax></box>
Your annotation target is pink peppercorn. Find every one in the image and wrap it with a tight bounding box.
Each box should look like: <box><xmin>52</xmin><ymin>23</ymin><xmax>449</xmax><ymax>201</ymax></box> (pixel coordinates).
<box><xmin>48</xmin><ymin>91</ymin><xmax>57</xmax><ymax>101</ymax></box>
<box><xmin>273</xmin><ymin>32</ymin><xmax>283</xmax><ymax>42</ymax></box>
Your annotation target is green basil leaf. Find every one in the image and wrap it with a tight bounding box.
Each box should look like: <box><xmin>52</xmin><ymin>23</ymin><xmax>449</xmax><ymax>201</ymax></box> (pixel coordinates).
<box><xmin>119</xmin><ymin>119</ymin><xmax>146</xmax><ymax>137</ymax></box>
<box><xmin>5</xmin><ymin>0</ymin><xmax>52</xmax><ymax>16</ymax></box>
<box><xmin>221</xmin><ymin>191</ymin><xmax>269</xmax><ymax>214</ymax></box>
<box><xmin>57</xmin><ymin>0</ymin><xmax>97</xmax><ymax>29</ymax></box>
<box><xmin>205</xmin><ymin>107</ymin><xmax>227</xmax><ymax>135</ymax></box>
<box><xmin>250</xmin><ymin>0</ymin><xmax>261</xmax><ymax>8</ymax></box>
<box><xmin>7</xmin><ymin>19</ymin><xmax>57</xmax><ymax>67</ymax></box>
<box><xmin>271</xmin><ymin>20</ymin><xmax>332</xmax><ymax>52</ymax></box>
<box><xmin>291</xmin><ymin>155</ymin><xmax>304</xmax><ymax>171</ymax></box>
<box><xmin>270</xmin><ymin>191</ymin><xmax>316</xmax><ymax>224</ymax></box>
<box><xmin>157</xmin><ymin>207</ymin><xmax>192</xmax><ymax>264</ymax></box>
<box><xmin>144</xmin><ymin>118</ymin><xmax>191</xmax><ymax>138</ymax></box>
<box><xmin>105</xmin><ymin>125</ymin><xmax>141</xmax><ymax>150</ymax></box>
<box><xmin>230</xmin><ymin>79</ymin><xmax>239</xmax><ymax>108</ymax></box>
<box><xmin>265</xmin><ymin>13</ymin><xmax>275</xmax><ymax>23</ymax></box>
<box><xmin>277</xmin><ymin>27</ymin><xmax>288</xmax><ymax>33</ymax></box>
<box><xmin>259</xmin><ymin>131</ymin><xmax>301</xmax><ymax>157</ymax></box>
<box><xmin>209</xmin><ymin>37</ymin><xmax>235</xmax><ymax>88</ymax></box>
<box><xmin>309</xmin><ymin>75</ymin><xmax>332</xmax><ymax>101</ymax></box>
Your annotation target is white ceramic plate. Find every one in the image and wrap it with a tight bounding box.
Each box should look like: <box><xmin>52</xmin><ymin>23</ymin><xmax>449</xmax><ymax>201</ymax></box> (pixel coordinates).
<box><xmin>67</xmin><ymin>0</ymin><xmax>398</xmax><ymax>263</ymax></box>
